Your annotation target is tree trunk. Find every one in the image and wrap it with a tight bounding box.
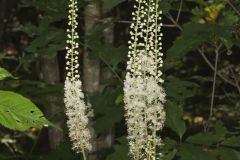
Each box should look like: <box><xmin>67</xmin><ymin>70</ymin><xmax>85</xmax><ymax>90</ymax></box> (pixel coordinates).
<box><xmin>84</xmin><ymin>2</ymin><xmax>101</xmax><ymax>159</ymax></box>
<box><xmin>38</xmin><ymin>56</ymin><xmax>63</xmax><ymax>149</ymax></box>
<box><xmin>84</xmin><ymin>2</ymin><xmax>101</xmax><ymax>95</ymax></box>
<box><xmin>97</xmin><ymin>17</ymin><xmax>115</xmax><ymax>151</ymax></box>
<box><xmin>0</xmin><ymin>0</ymin><xmax>6</xmax><ymax>44</ymax></box>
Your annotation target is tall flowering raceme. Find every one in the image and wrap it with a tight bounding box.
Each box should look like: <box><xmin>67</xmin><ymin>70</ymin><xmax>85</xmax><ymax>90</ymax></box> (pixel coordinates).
<box><xmin>64</xmin><ymin>0</ymin><xmax>93</xmax><ymax>159</ymax></box>
<box><xmin>124</xmin><ymin>0</ymin><xmax>166</xmax><ymax>159</ymax></box>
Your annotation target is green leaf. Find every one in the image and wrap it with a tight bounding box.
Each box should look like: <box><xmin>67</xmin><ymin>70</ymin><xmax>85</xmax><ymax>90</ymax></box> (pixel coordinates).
<box><xmin>167</xmin><ymin>35</ymin><xmax>206</xmax><ymax>60</ymax></box>
<box><xmin>37</xmin><ymin>140</ymin><xmax>81</xmax><ymax>160</ymax></box>
<box><xmin>186</xmin><ymin>132</ymin><xmax>223</xmax><ymax>145</ymax></box>
<box><xmin>178</xmin><ymin>144</ymin><xmax>216</xmax><ymax>160</ymax></box>
<box><xmin>102</xmin><ymin>0</ymin><xmax>125</xmax><ymax>11</ymax></box>
<box><xmin>221</xmin><ymin>136</ymin><xmax>240</xmax><ymax>147</ymax></box>
<box><xmin>87</xmin><ymin>23</ymin><xmax>127</xmax><ymax>68</ymax></box>
<box><xmin>186</xmin><ymin>121</ymin><xmax>227</xmax><ymax>145</ymax></box>
<box><xmin>0</xmin><ymin>67</ymin><xmax>14</xmax><ymax>80</ymax></box>
<box><xmin>106</xmin><ymin>137</ymin><xmax>129</xmax><ymax>160</ymax></box>
<box><xmin>0</xmin><ymin>90</ymin><xmax>51</xmax><ymax>131</ymax></box>
<box><xmin>220</xmin><ymin>11</ymin><xmax>239</xmax><ymax>26</ymax></box>
<box><xmin>163</xmin><ymin>149</ymin><xmax>177</xmax><ymax>160</ymax></box>
<box><xmin>90</xmin><ymin>88</ymin><xmax>124</xmax><ymax>134</ymax></box>
<box><xmin>98</xmin><ymin>45</ymin><xmax>127</xmax><ymax>69</ymax></box>
<box><xmin>159</xmin><ymin>1</ymin><xmax>171</xmax><ymax>14</ymax></box>
<box><xmin>164</xmin><ymin>138</ymin><xmax>177</xmax><ymax>150</ymax></box>
<box><xmin>165</xmin><ymin>101</ymin><xmax>186</xmax><ymax>140</ymax></box>
<box><xmin>218</xmin><ymin>147</ymin><xmax>240</xmax><ymax>160</ymax></box>
<box><xmin>165</xmin><ymin>78</ymin><xmax>198</xmax><ymax>102</ymax></box>
<box><xmin>166</xmin><ymin>23</ymin><xmax>233</xmax><ymax>60</ymax></box>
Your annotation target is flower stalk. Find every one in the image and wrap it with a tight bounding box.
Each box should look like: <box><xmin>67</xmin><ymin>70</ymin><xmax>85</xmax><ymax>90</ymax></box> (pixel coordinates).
<box><xmin>64</xmin><ymin>0</ymin><xmax>93</xmax><ymax>159</ymax></box>
<box><xmin>124</xmin><ymin>0</ymin><xmax>166</xmax><ymax>159</ymax></box>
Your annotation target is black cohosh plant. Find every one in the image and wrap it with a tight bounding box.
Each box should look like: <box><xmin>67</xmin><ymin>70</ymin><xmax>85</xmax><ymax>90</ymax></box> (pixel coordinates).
<box><xmin>64</xmin><ymin>0</ymin><xmax>93</xmax><ymax>160</ymax></box>
<box><xmin>124</xmin><ymin>0</ymin><xmax>166</xmax><ymax>159</ymax></box>
<box><xmin>64</xmin><ymin>0</ymin><xmax>165</xmax><ymax>160</ymax></box>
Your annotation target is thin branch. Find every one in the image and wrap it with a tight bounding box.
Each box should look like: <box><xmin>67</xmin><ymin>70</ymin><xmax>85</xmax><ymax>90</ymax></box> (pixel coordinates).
<box><xmin>82</xmin><ymin>148</ymin><xmax>87</xmax><ymax>160</ymax></box>
<box><xmin>226</xmin><ymin>0</ymin><xmax>240</xmax><ymax>16</ymax></box>
<box><xmin>209</xmin><ymin>48</ymin><xmax>219</xmax><ymax>120</ymax></box>
<box><xmin>198</xmin><ymin>48</ymin><xmax>236</xmax><ymax>87</ymax></box>
<box><xmin>165</xmin><ymin>11</ymin><xmax>238</xmax><ymax>91</ymax></box>
<box><xmin>176</xmin><ymin>0</ymin><xmax>183</xmax><ymax>23</ymax></box>
<box><xmin>230</xmin><ymin>68</ymin><xmax>240</xmax><ymax>94</ymax></box>
<box><xmin>162</xmin><ymin>24</ymin><xmax>179</xmax><ymax>27</ymax></box>
<box><xmin>204</xmin><ymin>46</ymin><xmax>220</xmax><ymax>131</ymax></box>
<box><xmin>27</xmin><ymin>129</ymin><xmax>42</xmax><ymax>160</ymax></box>
<box><xmin>166</xmin><ymin>13</ymin><xmax>183</xmax><ymax>31</ymax></box>
<box><xmin>83</xmin><ymin>13</ymin><xmax>178</xmax><ymax>28</ymax></box>
<box><xmin>100</xmin><ymin>56</ymin><xmax>123</xmax><ymax>84</ymax></box>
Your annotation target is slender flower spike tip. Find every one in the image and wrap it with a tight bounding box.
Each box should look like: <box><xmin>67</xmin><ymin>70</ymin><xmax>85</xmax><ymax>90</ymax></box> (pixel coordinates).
<box><xmin>64</xmin><ymin>0</ymin><xmax>93</xmax><ymax>157</ymax></box>
<box><xmin>124</xmin><ymin>0</ymin><xmax>166</xmax><ymax>159</ymax></box>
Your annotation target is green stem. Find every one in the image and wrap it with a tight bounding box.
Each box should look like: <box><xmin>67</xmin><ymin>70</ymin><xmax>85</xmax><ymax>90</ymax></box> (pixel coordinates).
<box><xmin>205</xmin><ymin>46</ymin><xmax>220</xmax><ymax>132</ymax></box>
<box><xmin>27</xmin><ymin>129</ymin><xmax>42</xmax><ymax>160</ymax></box>
<box><xmin>131</xmin><ymin>0</ymin><xmax>143</xmax><ymax>159</ymax></box>
<box><xmin>151</xmin><ymin>0</ymin><xmax>160</xmax><ymax>158</ymax></box>
<box><xmin>143</xmin><ymin>3</ymin><xmax>151</xmax><ymax>159</ymax></box>
<box><xmin>82</xmin><ymin>149</ymin><xmax>87</xmax><ymax>160</ymax></box>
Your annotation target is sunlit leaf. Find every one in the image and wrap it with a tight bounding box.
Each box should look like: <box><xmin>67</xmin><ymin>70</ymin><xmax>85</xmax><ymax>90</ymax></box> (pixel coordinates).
<box><xmin>0</xmin><ymin>67</ymin><xmax>14</xmax><ymax>80</ymax></box>
<box><xmin>0</xmin><ymin>90</ymin><xmax>52</xmax><ymax>131</ymax></box>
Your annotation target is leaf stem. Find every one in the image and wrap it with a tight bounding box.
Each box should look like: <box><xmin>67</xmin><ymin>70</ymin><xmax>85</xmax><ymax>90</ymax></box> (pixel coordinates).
<box><xmin>198</xmin><ymin>48</ymin><xmax>236</xmax><ymax>87</ymax></box>
<box><xmin>82</xmin><ymin>148</ymin><xmax>87</xmax><ymax>160</ymax></box>
<box><xmin>204</xmin><ymin>46</ymin><xmax>220</xmax><ymax>132</ymax></box>
<box><xmin>226</xmin><ymin>0</ymin><xmax>240</xmax><ymax>16</ymax></box>
<box><xmin>27</xmin><ymin>129</ymin><xmax>42</xmax><ymax>160</ymax></box>
<box><xmin>100</xmin><ymin>56</ymin><xmax>123</xmax><ymax>84</ymax></box>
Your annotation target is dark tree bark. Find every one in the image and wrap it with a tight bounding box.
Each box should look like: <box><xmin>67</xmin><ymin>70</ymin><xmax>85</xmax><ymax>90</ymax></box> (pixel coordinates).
<box><xmin>38</xmin><ymin>56</ymin><xmax>63</xmax><ymax>149</ymax></box>
<box><xmin>0</xmin><ymin>0</ymin><xmax>6</xmax><ymax>46</ymax></box>
<box><xmin>84</xmin><ymin>2</ymin><xmax>101</xmax><ymax>160</ymax></box>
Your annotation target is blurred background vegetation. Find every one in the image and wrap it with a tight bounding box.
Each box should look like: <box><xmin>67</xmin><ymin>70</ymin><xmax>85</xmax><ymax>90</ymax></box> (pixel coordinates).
<box><xmin>0</xmin><ymin>0</ymin><xmax>240</xmax><ymax>159</ymax></box>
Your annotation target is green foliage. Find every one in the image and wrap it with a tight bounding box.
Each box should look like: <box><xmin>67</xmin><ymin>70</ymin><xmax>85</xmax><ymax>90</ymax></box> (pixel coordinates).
<box><xmin>36</xmin><ymin>141</ymin><xmax>81</xmax><ymax>160</ymax></box>
<box><xmin>187</xmin><ymin>122</ymin><xmax>227</xmax><ymax>145</ymax></box>
<box><xmin>106</xmin><ymin>137</ymin><xmax>129</xmax><ymax>160</ymax></box>
<box><xmin>102</xmin><ymin>0</ymin><xmax>125</xmax><ymax>11</ymax></box>
<box><xmin>0</xmin><ymin>90</ymin><xmax>51</xmax><ymax>131</ymax></box>
<box><xmin>163</xmin><ymin>149</ymin><xmax>177</xmax><ymax>160</ymax></box>
<box><xmin>0</xmin><ymin>0</ymin><xmax>240</xmax><ymax>159</ymax></box>
<box><xmin>218</xmin><ymin>147</ymin><xmax>240</xmax><ymax>160</ymax></box>
<box><xmin>222</xmin><ymin>136</ymin><xmax>240</xmax><ymax>147</ymax></box>
<box><xmin>165</xmin><ymin>101</ymin><xmax>186</xmax><ymax>140</ymax></box>
<box><xmin>165</xmin><ymin>78</ymin><xmax>198</xmax><ymax>102</ymax></box>
<box><xmin>91</xmin><ymin>88</ymin><xmax>124</xmax><ymax>134</ymax></box>
<box><xmin>167</xmin><ymin>23</ymin><xmax>233</xmax><ymax>60</ymax></box>
<box><xmin>178</xmin><ymin>144</ymin><xmax>216</xmax><ymax>160</ymax></box>
<box><xmin>0</xmin><ymin>67</ymin><xmax>14</xmax><ymax>80</ymax></box>
<box><xmin>87</xmin><ymin>23</ymin><xmax>127</xmax><ymax>69</ymax></box>
<box><xmin>23</xmin><ymin>22</ymin><xmax>66</xmax><ymax>58</ymax></box>
<box><xmin>21</xmin><ymin>0</ymin><xmax>67</xmax><ymax>58</ymax></box>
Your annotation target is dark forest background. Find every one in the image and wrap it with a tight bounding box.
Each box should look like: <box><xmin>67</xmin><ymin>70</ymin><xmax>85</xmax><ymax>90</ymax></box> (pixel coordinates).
<box><xmin>0</xmin><ymin>0</ymin><xmax>240</xmax><ymax>160</ymax></box>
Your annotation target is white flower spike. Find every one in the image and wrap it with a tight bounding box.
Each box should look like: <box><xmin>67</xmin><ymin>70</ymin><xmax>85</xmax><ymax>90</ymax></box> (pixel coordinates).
<box><xmin>64</xmin><ymin>0</ymin><xmax>92</xmax><ymax>158</ymax></box>
<box><xmin>124</xmin><ymin>0</ymin><xmax>166</xmax><ymax>159</ymax></box>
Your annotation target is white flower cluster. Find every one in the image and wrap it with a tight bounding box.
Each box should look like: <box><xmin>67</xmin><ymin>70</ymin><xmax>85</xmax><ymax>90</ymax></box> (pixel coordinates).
<box><xmin>124</xmin><ymin>0</ymin><xmax>166</xmax><ymax>159</ymax></box>
<box><xmin>64</xmin><ymin>0</ymin><xmax>93</xmax><ymax>154</ymax></box>
<box><xmin>64</xmin><ymin>79</ymin><xmax>92</xmax><ymax>152</ymax></box>
<box><xmin>66</xmin><ymin>0</ymin><xmax>80</xmax><ymax>80</ymax></box>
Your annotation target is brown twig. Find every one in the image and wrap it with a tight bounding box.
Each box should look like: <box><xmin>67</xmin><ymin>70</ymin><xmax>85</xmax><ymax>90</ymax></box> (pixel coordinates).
<box><xmin>176</xmin><ymin>0</ymin><xmax>183</xmax><ymax>23</ymax></box>
<box><xmin>226</xmin><ymin>0</ymin><xmax>240</xmax><ymax>16</ymax></box>
<box><xmin>100</xmin><ymin>56</ymin><xmax>123</xmax><ymax>84</ymax></box>
<box><xmin>164</xmin><ymin>6</ymin><xmax>239</xmax><ymax>92</ymax></box>
<box><xmin>198</xmin><ymin>48</ymin><xmax>236</xmax><ymax>87</ymax></box>
<box><xmin>83</xmin><ymin>12</ymin><xmax>179</xmax><ymax>28</ymax></box>
<box><xmin>204</xmin><ymin>45</ymin><xmax>221</xmax><ymax>132</ymax></box>
<box><xmin>230</xmin><ymin>68</ymin><xmax>240</xmax><ymax>94</ymax></box>
<box><xmin>166</xmin><ymin>13</ymin><xmax>183</xmax><ymax>31</ymax></box>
